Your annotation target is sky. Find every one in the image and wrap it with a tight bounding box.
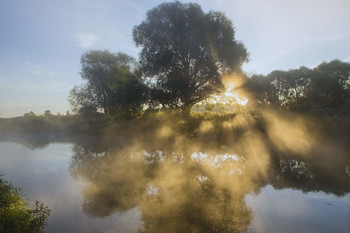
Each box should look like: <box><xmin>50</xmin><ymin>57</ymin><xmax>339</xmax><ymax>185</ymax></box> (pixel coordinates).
<box><xmin>0</xmin><ymin>0</ymin><xmax>350</xmax><ymax>117</ymax></box>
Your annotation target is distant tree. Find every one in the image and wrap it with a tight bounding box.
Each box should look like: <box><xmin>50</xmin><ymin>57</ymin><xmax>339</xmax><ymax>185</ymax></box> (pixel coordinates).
<box><xmin>316</xmin><ymin>60</ymin><xmax>350</xmax><ymax>88</ymax></box>
<box><xmin>69</xmin><ymin>50</ymin><xmax>147</xmax><ymax>119</ymax></box>
<box><xmin>283</xmin><ymin>67</ymin><xmax>310</xmax><ymax>108</ymax></box>
<box><xmin>245</xmin><ymin>60</ymin><xmax>350</xmax><ymax>112</ymax></box>
<box><xmin>266</xmin><ymin>67</ymin><xmax>311</xmax><ymax>107</ymax></box>
<box><xmin>23</xmin><ymin>111</ymin><xmax>36</xmax><ymax>117</ymax></box>
<box><xmin>133</xmin><ymin>1</ymin><xmax>248</xmax><ymax>118</ymax></box>
<box><xmin>44</xmin><ymin>110</ymin><xmax>52</xmax><ymax>117</ymax></box>
<box><xmin>245</xmin><ymin>74</ymin><xmax>277</xmax><ymax>105</ymax></box>
<box><xmin>309</xmin><ymin>60</ymin><xmax>350</xmax><ymax>108</ymax></box>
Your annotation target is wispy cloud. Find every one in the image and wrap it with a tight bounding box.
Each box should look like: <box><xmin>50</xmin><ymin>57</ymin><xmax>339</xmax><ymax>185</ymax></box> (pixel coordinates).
<box><xmin>25</xmin><ymin>62</ymin><xmax>44</xmax><ymax>74</ymax></box>
<box><xmin>0</xmin><ymin>80</ymin><xmax>72</xmax><ymax>93</ymax></box>
<box><xmin>24</xmin><ymin>62</ymin><xmax>57</xmax><ymax>77</ymax></box>
<box><xmin>74</xmin><ymin>33</ymin><xmax>99</xmax><ymax>48</ymax></box>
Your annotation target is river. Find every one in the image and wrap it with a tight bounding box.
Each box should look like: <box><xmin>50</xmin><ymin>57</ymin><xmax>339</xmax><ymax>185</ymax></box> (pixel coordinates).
<box><xmin>0</xmin><ymin>133</ymin><xmax>349</xmax><ymax>233</ymax></box>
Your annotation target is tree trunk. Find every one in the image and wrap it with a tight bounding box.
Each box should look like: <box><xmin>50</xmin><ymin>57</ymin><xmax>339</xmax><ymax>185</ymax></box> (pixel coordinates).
<box><xmin>182</xmin><ymin>104</ymin><xmax>191</xmax><ymax>119</ymax></box>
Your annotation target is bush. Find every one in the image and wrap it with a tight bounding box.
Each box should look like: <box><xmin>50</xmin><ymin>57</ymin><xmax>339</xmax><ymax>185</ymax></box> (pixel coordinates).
<box><xmin>0</xmin><ymin>176</ymin><xmax>51</xmax><ymax>233</ymax></box>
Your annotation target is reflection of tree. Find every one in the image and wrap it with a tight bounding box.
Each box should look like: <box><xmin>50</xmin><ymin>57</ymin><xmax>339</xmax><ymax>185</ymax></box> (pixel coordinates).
<box><xmin>69</xmin><ymin>136</ymin><xmax>350</xmax><ymax>232</ymax></box>
<box><xmin>0</xmin><ymin>134</ymin><xmax>60</xmax><ymax>149</ymax></box>
<box><xmin>70</xmin><ymin>146</ymin><xmax>253</xmax><ymax>232</ymax></box>
<box><xmin>139</xmin><ymin>158</ymin><xmax>252</xmax><ymax>233</ymax></box>
<box><xmin>269</xmin><ymin>155</ymin><xmax>350</xmax><ymax>196</ymax></box>
<box><xmin>70</xmin><ymin>145</ymin><xmax>149</xmax><ymax>216</ymax></box>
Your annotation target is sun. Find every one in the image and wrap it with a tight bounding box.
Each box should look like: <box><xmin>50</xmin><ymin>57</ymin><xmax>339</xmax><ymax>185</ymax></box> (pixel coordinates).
<box><xmin>202</xmin><ymin>74</ymin><xmax>249</xmax><ymax>107</ymax></box>
<box><xmin>224</xmin><ymin>91</ymin><xmax>249</xmax><ymax>106</ymax></box>
<box><xmin>220</xmin><ymin>74</ymin><xmax>249</xmax><ymax>106</ymax></box>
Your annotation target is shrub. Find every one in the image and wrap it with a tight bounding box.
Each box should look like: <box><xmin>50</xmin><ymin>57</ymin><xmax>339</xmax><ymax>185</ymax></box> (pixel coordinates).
<box><xmin>0</xmin><ymin>176</ymin><xmax>51</xmax><ymax>233</ymax></box>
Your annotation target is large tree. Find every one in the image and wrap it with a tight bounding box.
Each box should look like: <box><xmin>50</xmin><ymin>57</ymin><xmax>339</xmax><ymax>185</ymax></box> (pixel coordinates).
<box><xmin>133</xmin><ymin>1</ymin><xmax>248</xmax><ymax>117</ymax></box>
<box><xmin>69</xmin><ymin>50</ymin><xmax>146</xmax><ymax>119</ymax></box>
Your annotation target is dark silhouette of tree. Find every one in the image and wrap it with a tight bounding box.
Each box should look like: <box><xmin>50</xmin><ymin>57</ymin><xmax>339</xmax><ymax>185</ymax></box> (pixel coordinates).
<box><xmin>23</xmin><ymin>111</ymin><xmax>36</xmax><ymax>117</ymax></box>
<box><xmin>245</xmin><ymin>74</ymin><xmax>279</xmax><ymax>105</ymax></box>
<box><xmin>133</xmin><ymin>1</ymin><xmax>248</xmax><ymax>118</ymax></box>
<box><xmin>245</xmin><ymin>60</ymin><xmax>350</xmax><ymax>113</ymax></box>
<box><xmin>308</xmin><ymin>60</ymin><xmax>350</xmax><ymax>108</ymax></box>
<box><xmin>69</xmin><ymin>50</ymin><xmax>147</xmax><ymax>119</ymax></box>
<box><xmin>265</xmin><ymin>67</ymin><xmax>311</xmax><ymax>108</ymax></box>
<box><xmin>44</xmin><ymin>110</ymin><xmax>52</xmax><ymax>117</ymax></box>
<box><xmin>269</xmin><ymin>152</ymin><xmax>350</xmax><ymax>196</ymax></box>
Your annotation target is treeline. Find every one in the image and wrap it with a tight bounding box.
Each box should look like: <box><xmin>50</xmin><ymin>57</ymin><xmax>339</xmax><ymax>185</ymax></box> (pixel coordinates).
<box><xmin>4</xmin><ymin>1</ymin><xmax>350</xmax><ymax>124</ymax></box>
<box><xmin>0</xmin><ymin>111</ymin><xmax>106</xmax><ymax>134</ymax></box>
<box><xmin>68</xmin><ymin>1</ymin><xmax>350</xmax><ymax>120</ymax></box>
<box><xmin>69</xmin><ymin>2</ymin><xmax>248</xmax><ymax>119</ymax></box>
<box><xmin>245</xmin><ymin>60</ymin><xmax>350</xmax><ymax>115</ymax></box>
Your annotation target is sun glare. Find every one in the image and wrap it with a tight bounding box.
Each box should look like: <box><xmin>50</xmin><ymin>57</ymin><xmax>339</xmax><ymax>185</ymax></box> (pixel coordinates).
<box><xmin>203</xmin><ymin>74</ymin><xmax>249</xmax><ymax>107</ymax></box>
<box><xmin>224</xmin><ymin>91</ymin><xmax>249</xmax><ymax>106</ymax></box>
<box><xmin>219</xmin><ymin>74</ymin><xmax>249</xmax><ymax>106</ymax></box>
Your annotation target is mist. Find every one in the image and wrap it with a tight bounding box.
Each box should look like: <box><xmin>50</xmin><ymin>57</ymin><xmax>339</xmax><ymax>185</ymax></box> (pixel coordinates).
<box><xmin>1</xmin><ymin>1</ymin><xmax>350</xmax><ymax>232</ymax></box>
<box><xmin>62</xmin><ymin>105</ymin><xmax>349</xmax><ymax>232</ymax></box>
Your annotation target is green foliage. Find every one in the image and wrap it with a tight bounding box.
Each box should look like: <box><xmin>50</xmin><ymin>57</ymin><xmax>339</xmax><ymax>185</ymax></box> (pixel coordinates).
<box><xmin>245</xmin><ymin>60</ymin><xmax>350</xmax><ymax>113</ymax></box>
<box><xmin>133</xmin><ymin>1</ymin><xmax>248</xmax><ymax>117</ymax></box>
<box><xmin>43</xmin><ymin>110</ymin><xmax>52</xmax><ymax>117</ymax></box>
<box><xmin>204</xmin><ymin>103</ymin><xmax>215</xmax><ymax>111</ymax></box>
<box><xmin>108</xmin><ymin>64</ymin><xmax>147</xmax><ymax>119</ymax></box>
<box><xmin>23</xmin><ymin>111</ymin><xmax>36</xmax><ymax>117</ymax></box>
<box><xmin>0</xmin><ymin>176</ymin><xmax>51</xmax><ymax>233</ymax></box>
<box><xmin>69</xmin><ymin>50</ymin><xmax>147</xmax><ymax>119</ymax></box>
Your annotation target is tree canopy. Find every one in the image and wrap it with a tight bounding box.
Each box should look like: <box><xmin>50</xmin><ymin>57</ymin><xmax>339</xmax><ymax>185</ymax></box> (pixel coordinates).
<box><xmin>245</xmin><ymin>59</ymin><xmax>350</xmax><ymax>113</ymax></box>
<box><xmin>133</xmin><ymin>1</ymin><xmax>248</xmax><ymax>117</ymax></box>
<box><xmin>67</xmin><ymin>3</ymin><xmax>350</xmax><ymax>119</ymax></box>
<box><xmin>69</xmin><ymin>50</ymin><xmax>147</xmax><ymax>119</ymax></box>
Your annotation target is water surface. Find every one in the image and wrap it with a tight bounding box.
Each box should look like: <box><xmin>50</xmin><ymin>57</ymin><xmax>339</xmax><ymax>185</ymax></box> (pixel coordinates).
<box><xmin>0</xmin><ymin>133</ymin><xmax>349</xmax><ymax>233</ymax></box>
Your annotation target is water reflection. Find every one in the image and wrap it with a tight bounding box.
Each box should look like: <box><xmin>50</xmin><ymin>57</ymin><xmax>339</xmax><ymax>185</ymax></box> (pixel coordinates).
<box><xmin>1</xmin><ymin>111</ymin><xmax>350</xmax><ymax>232</ymax></box>
<box><xmin>270</xmin><ymin>155</ymin><xmax>350</xmax><ymax>196</ymax></box>
<box><xmin>70</xmin><ymin>146</ymin><xmax>253</xmax><ymax>232</ymax></box>
<box><xmin>69</xmin><ymin>135</ymin><xmax>349</xmax><ymax>232</ymax></box>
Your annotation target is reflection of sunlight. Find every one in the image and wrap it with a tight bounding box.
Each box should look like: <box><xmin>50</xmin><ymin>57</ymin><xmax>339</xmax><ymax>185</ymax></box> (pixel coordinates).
<box><xmin>225</xmin><ymin>92</ymin><xmax>235</xmax><ymax>97</ymax></box>
<box><xmin>191</xmin><ymin>152</ymin><xmax>242</xmax><ymax>163</ymax></box>
<box><xmin>213</xmin><ymin>153</ymin><xmax>241</xmax><ymax>162</ymax></box>
<box><xmin>191</xmin><ymin>152</ymin><xmax>207</xmax><ymax>161</ymax></box>
<box><xmin>236</xmin><ymin>96</ymin><xmax>249</xmax><ymax>106</ymax></box>
<box><xmin>146</xmin><ymin>185</ymin><xmax>159</xmax><ymax>195</ymax></box>
<box><xmin>196</xmin><ymin>175</ymin><xmax>209</xmax><ymax>182</ymax></box>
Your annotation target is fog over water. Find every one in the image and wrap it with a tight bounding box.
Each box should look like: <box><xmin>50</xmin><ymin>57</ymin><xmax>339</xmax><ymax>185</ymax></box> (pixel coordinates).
<box><xmin>0</xmin><ymin>108</ymin><xmax>349</xmax><ymax>232</ymax></box>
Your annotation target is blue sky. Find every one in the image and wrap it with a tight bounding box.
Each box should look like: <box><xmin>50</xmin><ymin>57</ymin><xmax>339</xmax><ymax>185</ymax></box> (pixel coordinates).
<box><xmin>1</xmin><ymin>0</ymin><xmax>349</xmax><ymax>117</ymax></box>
